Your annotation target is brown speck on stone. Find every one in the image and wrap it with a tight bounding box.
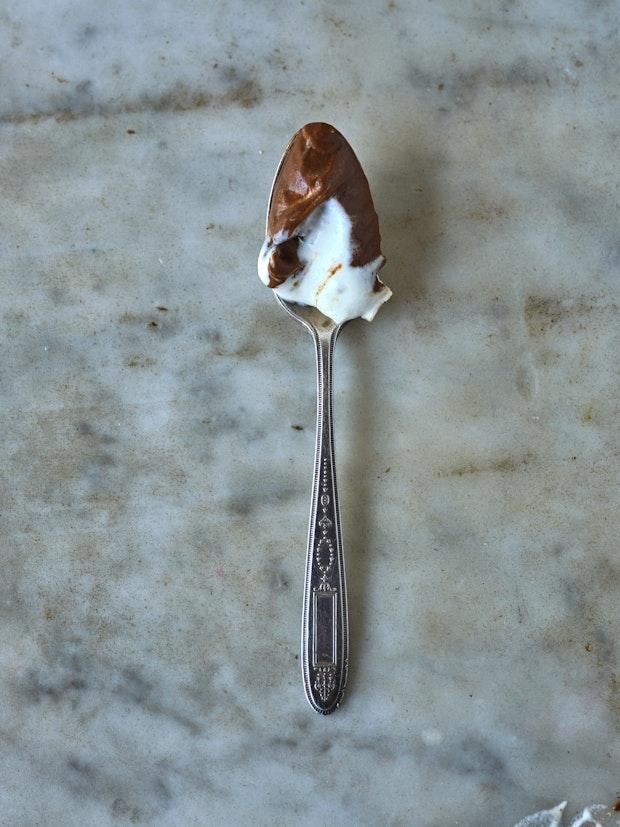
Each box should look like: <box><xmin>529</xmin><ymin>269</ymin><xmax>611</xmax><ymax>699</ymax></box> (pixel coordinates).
<box><xmin>291</xmin><ymin>424</ymin><xmax>304</xmax><ymax>431</ymax></box>
<box><xmin>574</xmin><ymin>59</ymin><xmax>584</xmax><ymax>68</ymax></box>
<box><xmin>206</xmin><ymin>223</ymin><xmax>215</xmax><ymax>230</ymax></box>
<box><xmin>438</xmin><ymin>83</ymin><xmax>444</xmax><ymax>90</ymax></box>
<box><xmin>147</xmin><ymin>321</ymin><xmax>159</xmax><ymax>329</ymax></box>
<box><xmin>156</xmin><ymin>306</ymin><xmax>168</xmax><ymax>312</ymax></box>
<box><xmin>127</xmin><ymin>128</ymin><xmax>136</xmax><ymax>134</ymax></box>
<box><xmin>585</xmin><ymin>643</ymin><xmax>592</xmax><ymax>652</ymax></box>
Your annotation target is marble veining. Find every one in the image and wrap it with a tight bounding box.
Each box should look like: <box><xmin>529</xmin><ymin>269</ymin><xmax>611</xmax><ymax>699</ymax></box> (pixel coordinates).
<box><xmin>1</xmin><ymin>0</ymin><xmax>618</xmax><ymax>825</ymax></box>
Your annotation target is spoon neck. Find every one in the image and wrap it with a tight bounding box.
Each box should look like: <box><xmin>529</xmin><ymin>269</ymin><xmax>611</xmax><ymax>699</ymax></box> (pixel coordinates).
<box><xmin>313</xmin><ymin>330</ymin><xmax>338</xmax><ymax>442</ymax></box>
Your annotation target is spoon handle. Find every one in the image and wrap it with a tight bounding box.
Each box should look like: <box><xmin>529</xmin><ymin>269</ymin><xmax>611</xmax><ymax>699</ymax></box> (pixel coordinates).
<box><xmin>302</xmin><ymin>327</ymin><xmax>348</xmax><ymax>713</ymax></box>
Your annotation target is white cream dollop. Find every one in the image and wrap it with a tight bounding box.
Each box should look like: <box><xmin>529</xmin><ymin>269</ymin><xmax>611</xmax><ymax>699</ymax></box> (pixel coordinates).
<box><xmin>513</xmin><ymin>802</ymin><xmax>615</xmax><ymax>827</ymax></box>
<box><xmin>258</xmin><ymin>197</ymin><xmax>391</xmax><ymax>324</ymax></box>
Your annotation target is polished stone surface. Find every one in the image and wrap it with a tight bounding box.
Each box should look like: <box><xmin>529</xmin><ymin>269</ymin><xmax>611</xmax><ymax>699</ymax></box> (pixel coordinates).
<box><xmin>1</xmin><ymin>1</ymin><xmax>618</xmax><ymax>825</ymax></box>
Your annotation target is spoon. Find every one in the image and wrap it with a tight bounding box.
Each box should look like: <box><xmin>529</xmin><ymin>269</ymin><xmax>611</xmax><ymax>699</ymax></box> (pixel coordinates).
<box><xmin>265</xmin><ymin>140</ymin><xmax>349</xmax><ymax>714</ymax></box>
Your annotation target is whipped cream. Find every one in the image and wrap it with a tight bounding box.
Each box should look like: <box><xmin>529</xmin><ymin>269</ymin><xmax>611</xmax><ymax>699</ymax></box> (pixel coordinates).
<box><xmin>514</xmin><ymin>802</ymin><xmax>566</xmax><ymax>827</ymax></box>
<box><xmin>258</xmin><ymin>197</ymin><xmax>391</xmax><ymax>324</ymax></box>
<box><xmin>514</xmin><ymin>802</ymin><xmax>615</xmax><ymax>827</ymax></box>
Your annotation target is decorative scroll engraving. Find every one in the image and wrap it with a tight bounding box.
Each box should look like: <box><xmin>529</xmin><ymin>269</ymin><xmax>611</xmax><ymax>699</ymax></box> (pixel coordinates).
<box><xmin>310</xmin><ymin>457</ymin><xmax>339</xmax><ymax>704</ymax></box>
<box><xmin>316</xmin><ymin>457</ymin><xmax>335</xmax><ymax>590</ymax></box>
<box><xmin>313</xmin><ymin>665</ymin><xmax>337</xmax><ymax>702</ymax></box>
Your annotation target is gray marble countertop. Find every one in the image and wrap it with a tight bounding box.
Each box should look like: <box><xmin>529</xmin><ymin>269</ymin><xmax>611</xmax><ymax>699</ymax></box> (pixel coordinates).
<box><xmin>1</xmin><ymin>1</ymin><xmax>619</xmax><ymax>825</ymax></box>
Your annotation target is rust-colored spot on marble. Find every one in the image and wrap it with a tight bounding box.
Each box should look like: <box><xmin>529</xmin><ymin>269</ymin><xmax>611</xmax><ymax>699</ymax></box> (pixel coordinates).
<box><xmin>464</xmin><ymin>203</ymin><xmax>508</xmax><ymax>222</ymax></box>
<box><xmin>524</xmin><ymin>294</ymin><xmax>617</xmax><ymax>336</ymax></box>
<box><xmin>438</xmin><ymin>451</ymin><xmax>536</xmax><ymax>477</ymax></box>
<box><xmin>119</xmin><ymin>312</ymin><xmax>138</xmax><ymax>323</ymax></box>
<box><xmin>126</xmin><ymin>357</ymin><xmax>156</xmax><ymax>368</ymax></box>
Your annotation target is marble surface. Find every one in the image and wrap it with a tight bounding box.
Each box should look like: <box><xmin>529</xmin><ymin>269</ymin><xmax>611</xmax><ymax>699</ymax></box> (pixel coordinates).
<box><xmin>1</xmin><ymin>1</ymin><xmax>619</xmax><ymax>825</ymax></box>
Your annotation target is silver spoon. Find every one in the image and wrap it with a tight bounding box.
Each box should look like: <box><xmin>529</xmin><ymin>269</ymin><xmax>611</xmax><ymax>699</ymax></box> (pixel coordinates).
<box><xmin>265</xmin><ymin>146</ymin><xmax>349</xmax><ymax>715</ymax></box>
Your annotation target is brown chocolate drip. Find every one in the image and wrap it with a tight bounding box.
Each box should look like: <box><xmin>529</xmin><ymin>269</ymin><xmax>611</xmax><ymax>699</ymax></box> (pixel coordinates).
<box><xmin>265</xmin><ymin>123</ymin><xmax>385</xmax><ymax>289</ymax></box>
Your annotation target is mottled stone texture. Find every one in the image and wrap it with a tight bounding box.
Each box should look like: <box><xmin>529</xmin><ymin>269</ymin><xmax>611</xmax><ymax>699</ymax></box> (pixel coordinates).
<box><xmin>0</xmin><ymin>1</ymin><xmax>618</xmax><ymax>825</ymax></box>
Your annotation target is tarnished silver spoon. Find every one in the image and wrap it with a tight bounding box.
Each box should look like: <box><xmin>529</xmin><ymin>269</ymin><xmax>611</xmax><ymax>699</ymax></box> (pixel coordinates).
<box><xmin>261</xmin><ymin>125</ymin><xmax>389</xmax><ymax>713</ymax></box>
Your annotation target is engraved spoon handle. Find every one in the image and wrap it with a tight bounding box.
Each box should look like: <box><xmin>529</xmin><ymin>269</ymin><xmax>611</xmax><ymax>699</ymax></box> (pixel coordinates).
<box><xmin>301</xmin><ymin>327</ymin><xmax>348</xmax><ymax>713</ymax></box>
